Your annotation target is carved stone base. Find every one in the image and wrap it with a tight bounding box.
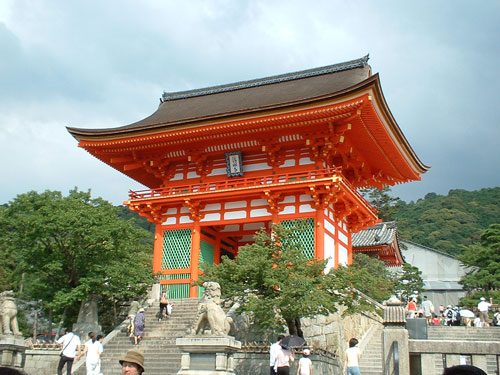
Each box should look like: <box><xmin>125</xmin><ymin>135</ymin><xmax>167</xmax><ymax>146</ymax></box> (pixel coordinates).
<box><xmin>0</xmin><ymin>335</ymin><xmax>28</xmax><ymax>368</ymax></box>
<box><xmin>176</xmin><ymin>336</ymin><xmax>241</xmax><ymax>375</ymax></box>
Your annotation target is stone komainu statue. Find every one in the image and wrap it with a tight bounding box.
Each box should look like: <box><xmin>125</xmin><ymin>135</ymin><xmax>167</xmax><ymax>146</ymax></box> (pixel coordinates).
<box><xmin>189</xmin><ymin>281</ymin><xmax>233</xmax><ymax>336</ymax></box>
<box><xmin>0</xmin><ymin>290</ymin><xmax>20</xmax><ymax>335</ymax></box>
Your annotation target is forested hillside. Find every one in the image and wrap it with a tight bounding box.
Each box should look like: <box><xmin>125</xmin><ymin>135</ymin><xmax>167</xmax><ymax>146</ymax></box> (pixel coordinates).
<box><xmin>393</xmin><ymin>187</ymin><xmax>500</xmax><ymax>256</ymax></box>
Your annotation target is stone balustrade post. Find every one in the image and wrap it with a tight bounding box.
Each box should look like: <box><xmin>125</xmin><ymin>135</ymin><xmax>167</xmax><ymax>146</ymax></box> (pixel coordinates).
<box><xmin>383</xmin><ymin>295</ymin><xmax>410</xmax><ymax>375</ymax></box>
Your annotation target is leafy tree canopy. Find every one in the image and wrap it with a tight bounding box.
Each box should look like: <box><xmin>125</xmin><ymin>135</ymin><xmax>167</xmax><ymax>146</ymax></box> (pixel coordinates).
<box><xmin>359</xmin><ymin>186</ymin><xmax>401</xmax><ymax>222</ymax></box>
<box><xmin>458</xmin><ymin>224</ymin><xmax>500</xmax><ymax>307</ymax></box>
<box><xmin>368</xmin><ymin>186</ymin><xmax>500</xmax><ymax>256</ymax></box>
<box><xmin>333</xmin><ymin>253</ymin><xmax>395</xmax><ymax>303</ymax></box>
<box><xmin>392</xmin><ymin>262</ymin><xmax>424</xmax><ymax>304</ymax></box>
<box><xmin>200</xmin><ymin>222</ymin><xmax>395</xmax><ymax>337</ymax></box>
<box><xmin>0</xmin><ymin>189</ymin><xmax>155</xmax><ymax>331</ymax></box>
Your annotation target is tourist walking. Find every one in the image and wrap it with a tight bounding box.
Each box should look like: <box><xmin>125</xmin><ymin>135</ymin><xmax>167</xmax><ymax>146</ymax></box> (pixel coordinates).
<box><xmin>275</xmin><ymin>344</ymin><xmax>294</xmax><ymax>375</ymax></box>
<box><xmin>127</xmin><ymin>299</ymin><xmax>140</xmax><ymax>337</ymax></box>
<box><xmin>477</xmin><ymin>297</ymin><xmax>492</xmax><ymax>327</ymax></box>
<box><xmin>421</xmin><ymin>296</ymin><xmax>434</xmax><ymax>325</ymax></box>
<box><xmin>80</xmin><ymin>331</ymin><xmax>103</xmax><ymax>375</ymax></box>
<box><xmin>56</xmin><ymin>329</ymin><xmax>82</xmax><ymax>375</ymax></box>
<box><xmin>133</xmin><ymin>308</ymin><xmax>146</xmax><ymax>346</ymax></box>
<box><xmin>344</xmin><ymin>338</ymin><xmax>361</xmax><ymax>375</ymax></box>
<box><xmin>443</xmin><ymin>305</ymin><xmax>455</xmax><ymax>326</ymax></box>
<box><xmin>269</xmin><ymin>335</ymin><xmax>284</xmax><ymax>375</ymax></box>
<box><xmin>406</xmin><ymin>297</ymin><xmax>417</xmax><ymax>318</ymax></box>
<box><xmin>297</xmin><ymin>348</ymin><xmax>312</xmax><ymax>375</ymax></box>
<box><xmin>119</xmin><ymin>350</ymin><xmax>145</xmax><ymax>375</ymax></box>
<box><xmin>159</xmin><ymin>290</ymin><xmax>169</xmax><ymax>320</ymax></box>
<box><xmin>96</xmin><ymin>334</ymin><xmax>104</xmax><ymax>375</ymax></box>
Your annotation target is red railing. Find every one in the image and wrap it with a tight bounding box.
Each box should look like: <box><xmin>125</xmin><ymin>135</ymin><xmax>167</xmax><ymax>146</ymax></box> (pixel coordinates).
<box><xmin>128</xmin><ymin>168</ymin><xmax>339</xmax><ymax>200</ymax></box>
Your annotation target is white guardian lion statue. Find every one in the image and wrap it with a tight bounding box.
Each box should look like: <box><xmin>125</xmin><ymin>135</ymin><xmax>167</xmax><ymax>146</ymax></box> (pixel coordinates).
<box><xmin>189</xmin><ymin>281</ymin><xmax>232</xmax><ymax>336</ymax></box>
<box><xmin>0</xmin><ymin>290</ymin><xmax>20</xmax><ymax>335</ymax></box>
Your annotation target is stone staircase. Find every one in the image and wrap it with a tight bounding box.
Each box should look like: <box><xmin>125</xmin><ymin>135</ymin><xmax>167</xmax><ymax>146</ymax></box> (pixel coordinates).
<box><xmin>74</xmin><ymin>298</ymin><xmax>199</xmax><ymax>375</ymax></box>
<box><xmin>427</xmin><ymin>326</ymin><xmax>499</xmax><ymax>341</ymax></box>
<box><xmin>358</xmin><ymin>325</ymin><xmax>383</xmax><ymax>375</ymax></box>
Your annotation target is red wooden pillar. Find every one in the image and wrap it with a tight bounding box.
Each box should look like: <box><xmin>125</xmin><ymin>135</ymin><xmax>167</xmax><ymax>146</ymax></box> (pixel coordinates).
<box><xmin>347</xmin><ymin>231</ymin><xmax>353</xmax><ymax>265</ymax></box>
<box><xmin>214</xmin><ymin>232</ymin><xmax>221</xmax><ymax>265</ymax></box>
<box><xmin>189</xmin><ymin>220</ymin><xmax>201</xmax><ymax>298</ymax></box>
<box><xmin>153</xmin><ymin>224</ymin><xmax>164</xmax><ymax>274</ymax></box>
<box><xmin>315</xmin><ymin>209</ymin><xmax>325</xmax><ymax>260</ymax></box>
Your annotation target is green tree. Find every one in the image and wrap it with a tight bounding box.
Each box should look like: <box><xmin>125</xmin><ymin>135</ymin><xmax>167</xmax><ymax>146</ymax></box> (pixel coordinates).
<box><xmin>392</xmin><ymin>263</ymin><xmax>424</xmax><ymax>304</ymax></box>
<box><xmin>0</xmin><ymin>189</ymin><xmax>155</xmax><ymax>332</ymax></box>
<box><xmin>359</xmin><ymin>186</ymin><xmax>401</xmax><ymax>221</ymax></box>
<box><xmin>200</xmin><ymin>222</ymin><xmax>388</xmax><ymax>337</ymax></box>
<box><xmin>458</xmin><ymin>224</ymin><xmax>500</xmax><ymax>307</ymax></box>
<box><xmin>0</xmin><ymin>205</ymin><xmax>17</xmax><ymax>290</ymax></box>
<box><xmin>334</xmin><ymin>253</ymin><xmax>396</xmax><ymax>303</ymax></box>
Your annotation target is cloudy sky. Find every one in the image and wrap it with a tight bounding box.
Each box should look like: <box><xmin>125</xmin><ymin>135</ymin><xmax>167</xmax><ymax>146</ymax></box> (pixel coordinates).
<box><xmin>1</xmin><ymin>0</ymin><xmax>499</xmax><ymax>206</ymax></box>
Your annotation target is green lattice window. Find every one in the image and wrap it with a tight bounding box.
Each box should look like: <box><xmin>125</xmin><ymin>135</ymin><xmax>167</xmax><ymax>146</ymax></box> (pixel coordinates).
<box><xmin>200</xmin><ymin>240</ymin><xmax>214</xmax><ymax>270</ymax></box>
<box><xmin>159</xmin><ymin>274</ymin><xmax>190</xmax><ymax>299</ymax></box>
<box><xmin>281</xmin><ymin>218</ymin><xmax>315</xmax><ymax>258</ymax></box>
<box><xmin>162</xmin><ymin>229</ymin><xmax>192</xmax><ymax>270</ymax></box>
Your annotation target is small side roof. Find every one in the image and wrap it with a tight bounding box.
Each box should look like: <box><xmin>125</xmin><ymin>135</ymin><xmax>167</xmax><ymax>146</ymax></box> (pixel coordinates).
<box><xmin>352</xmin><ymin>221</ymin><xmax>398</xmax><ymax>247</ymax></box>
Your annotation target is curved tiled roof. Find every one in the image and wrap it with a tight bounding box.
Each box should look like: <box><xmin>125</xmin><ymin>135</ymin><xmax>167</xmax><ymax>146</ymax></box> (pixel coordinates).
<box><xmin>161</xmin><ymin>55</ymin><xmax>370</xmax><ymax>101</ymax></box>
<box><xmin>352</xmin><ymin>221</ymin><xmax>398</xmax><ymax>247</ymax></box>
<box><xmin>67</xmin><ymin>55</ymin><xmax>372</xmax><ymax>137</ymax></box>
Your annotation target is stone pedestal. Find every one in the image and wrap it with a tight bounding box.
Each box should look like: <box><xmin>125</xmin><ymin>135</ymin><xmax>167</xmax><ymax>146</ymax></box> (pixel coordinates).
<box><xmin>383</xmin><ymin>296</ymin><xmax>410</xmax><ymax>375</ymax></box>
<box><xmin>0</xmin><ymin>335</ymin><xmax>28</xmax><ymax>368</ymax></box>
<box><xmin>176</xmin><ymin>336</ymin><xmax>241</xmax><ymax>375</ymax></box>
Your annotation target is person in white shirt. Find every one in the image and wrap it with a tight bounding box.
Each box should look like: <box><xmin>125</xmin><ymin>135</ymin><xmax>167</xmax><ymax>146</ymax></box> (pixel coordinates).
<box><xmin>297</xmin><ymin>348</ymin><xmax>312</xmax><ymax>375</ymax></box>
<box><xmin>421</xmin><ymin>296</ymin><xmax>435</xmax><ymax>325</ymax></box>
<box><xmin>344</xmin><ymin>338</ymin><xmax>361</xmax><ymax>375</ymax></box>
<box><xmin>57</xmin><ymin>330</ymin><xmax>82</xmax><ymax>375</ymax></box>
<box><xmin>269</xmin><ymin>335</ymin><xmax>284</xmax><ymax>375</ymax></box>
<box><xmin>80</xmin><ymin>331</ymin><xmax>103</xmax><ymax>375</ymax></box>
<box><xmin>96</xmin><ymin>334</ymin><xmax>104</xmax><ymax>375</ymax></box>
<box><xmin>477</xmin><ymin>297</ymin><xmax>492</xmax><ymax>327</ymax></box>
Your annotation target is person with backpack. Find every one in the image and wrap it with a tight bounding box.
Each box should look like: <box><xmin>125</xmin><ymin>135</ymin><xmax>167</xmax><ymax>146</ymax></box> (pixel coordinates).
<box><xmin>493</xmin><ymin>312</ymin><xmax>500</xmax><ymax>326</ymax></box>
<box><xmin>444</xmin><ymin>305</ymin><xmax>455</xmax><ymax>326</ymax></box>
<box><xmin>452</xmin><ymin>306</ymin><xmax>461</xmax><ymax>326</ymax></box>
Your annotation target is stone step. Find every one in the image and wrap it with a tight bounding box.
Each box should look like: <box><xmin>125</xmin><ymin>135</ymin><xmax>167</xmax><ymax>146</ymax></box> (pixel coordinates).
<box><xmin>427</xmin><ymin>326</ymin><xmax>500</xmax><ymax>341</ymax></box>
<box><xmin>359</xmin><ymin>326</ymin><xmax>383</xmax><ymax>375</ymax></box>
<box><xmin>73</xmin><ymin>298</ymin><xmax>202</xmax><ymax>375</ymax></box>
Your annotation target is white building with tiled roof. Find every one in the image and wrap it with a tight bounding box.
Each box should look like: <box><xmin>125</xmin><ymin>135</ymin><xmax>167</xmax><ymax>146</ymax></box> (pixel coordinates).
<box><xmin>353</xmin><ymin>224</ymin><xmax>467</xmax><ymax>307</ymax></box>
<box><xmin>400</xmin><ymin>240</ymin><xmax>467</xmax><ymax>308</ymax></box>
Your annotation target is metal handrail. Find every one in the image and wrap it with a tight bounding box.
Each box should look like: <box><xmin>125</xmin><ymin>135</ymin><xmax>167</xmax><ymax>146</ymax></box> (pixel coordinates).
<box><xmin>385</xmin><ymin>340</ymin><xmax>399</xmax><ymax>375</ymax></box>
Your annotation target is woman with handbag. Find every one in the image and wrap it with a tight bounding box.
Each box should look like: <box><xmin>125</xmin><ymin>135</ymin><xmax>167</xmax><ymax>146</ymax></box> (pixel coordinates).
<box><xmin>159</xmin><ymin>291</ymin><xmax>169</xmax><ymax>320</ymax></box>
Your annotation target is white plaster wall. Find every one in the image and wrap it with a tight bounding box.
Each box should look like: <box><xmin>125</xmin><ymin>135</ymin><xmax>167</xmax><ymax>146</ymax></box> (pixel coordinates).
<box><xmin>338</xmin><ymin>244</ymin><xmax>348</xmax><ymax>266</ymax></box>
<box><xmin>400</xmin><ymin>241</ymin><xmax>466</xmax><ymax>282</ymax></box>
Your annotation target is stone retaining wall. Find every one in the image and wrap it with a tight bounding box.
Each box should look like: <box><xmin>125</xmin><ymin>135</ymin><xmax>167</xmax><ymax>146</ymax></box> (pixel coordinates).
<box><xmin>24</xmin><ymin>350</ymin><xmax>60</xmax><ymax>375</ymax></box>
<box><xmin>301</xmin><ymin>307</ymin><xmax>383</xmax><ymax>356</ymax></box>
<box><xmin>233</xmin><ymin>350</ymin><xmax>341</xmax><ymax>375</ymax></box>
<box><xmin>409</xmin><ymin>339</ymin><xmax>500</xmax><ymax>375</ymax></box>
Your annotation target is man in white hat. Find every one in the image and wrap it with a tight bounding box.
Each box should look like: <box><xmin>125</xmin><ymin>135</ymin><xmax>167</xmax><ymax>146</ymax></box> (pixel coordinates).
<box><xmin>477</xmin><ymin>297</ymin><xmax>492</xmax><ymax>327</ymax></box>
<box><xmin>119</xmin><ymin>350</ymin><xmax>145</xmax><ymax>375</ymax></box>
